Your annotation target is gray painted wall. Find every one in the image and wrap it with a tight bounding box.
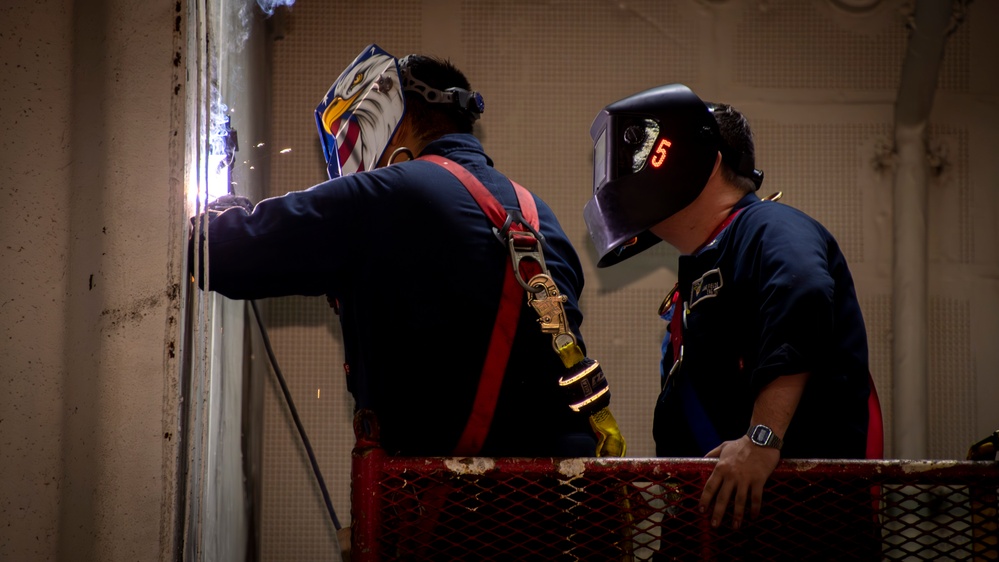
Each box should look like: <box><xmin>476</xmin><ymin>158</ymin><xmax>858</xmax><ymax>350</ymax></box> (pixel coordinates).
<box><xmin>1</xmin><ymin>0</ymin><xmax>187</xmax><ymax>560</ymax></box>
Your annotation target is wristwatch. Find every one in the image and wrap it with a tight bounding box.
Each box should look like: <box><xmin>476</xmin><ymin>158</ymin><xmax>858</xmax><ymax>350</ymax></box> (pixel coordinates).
<box><xmin>746</xmin><ymin>424</ymin><xmax>783</xmax><ymax>451</ymax></box>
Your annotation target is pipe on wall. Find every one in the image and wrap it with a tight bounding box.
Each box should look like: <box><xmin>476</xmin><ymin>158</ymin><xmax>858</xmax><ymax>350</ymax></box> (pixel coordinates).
<box><xmin>891</xmin><ymin>0</ymin><xmax>962</xmax><ymax>459</ymax></box>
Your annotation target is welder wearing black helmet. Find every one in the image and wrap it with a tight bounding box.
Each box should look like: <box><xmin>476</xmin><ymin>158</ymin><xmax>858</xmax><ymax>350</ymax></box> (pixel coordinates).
<box><xmin>585</xmin><ymin>84</ymin><xmax>884</xmax><ymax>558</ymax></box>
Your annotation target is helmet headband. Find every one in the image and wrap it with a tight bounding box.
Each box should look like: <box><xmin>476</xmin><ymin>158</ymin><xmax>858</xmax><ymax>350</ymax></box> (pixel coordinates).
<box><xmin>398</xmin><ymin>56</ymin><xmax>484</xmax><ymax>121</ymax></box>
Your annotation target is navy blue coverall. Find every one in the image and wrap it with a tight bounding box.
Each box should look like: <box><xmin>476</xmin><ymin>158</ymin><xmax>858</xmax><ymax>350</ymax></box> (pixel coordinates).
<box><xmin>653</xmin><ymin>194</ymin><xmax>880</xmax><ymax>560</ymax></box>
<box><xmin>191</xmin><ymin>133</ymin><xmax>596</xmax><ymax>458</ymax></box>
<box><xmin>655</xmin><ymin>193</ymin><xmax>871</xmax><ymax>459</ymax></box>
<box><xmin>652</xmin><ymin>193</ymin><xmax>878</xmax><ymax>561</ymax></box>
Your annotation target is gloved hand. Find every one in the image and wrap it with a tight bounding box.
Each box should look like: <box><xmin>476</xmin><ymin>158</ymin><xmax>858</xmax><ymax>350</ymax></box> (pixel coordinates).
<box><xmin>189</xmin><ymin>194</ymin><xmax>255</xmax><ymax>285</ymax></box>
<box><xmin>190</xmin><ymin>194</ymin><xmax>254</xmax><ymax>234</ymax></box>
<box><xmin>589</xmin><ymin>406</ymin><xmax>626</xmax><ymax>457</ymax></box>
<box><xmin>206</xmin><ymin>193</ymin><xmax>253</xmax><ymax>215</ymax></box>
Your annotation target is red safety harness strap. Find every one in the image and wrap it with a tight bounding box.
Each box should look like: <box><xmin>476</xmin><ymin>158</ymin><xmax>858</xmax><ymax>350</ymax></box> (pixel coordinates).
<box><xmin>420</xmin><ymin>155</ymin><xmax>538</xmax><ymax>230</ymax></box>
<box><xmin>420</xmin><ymin>154</ymin><xmax>540</xmax><ymax>456</ymax></box>
<box><xmin>866</xmin><ymin>374</ymin><xmax>884</xmax><ymax>459</ymax></box>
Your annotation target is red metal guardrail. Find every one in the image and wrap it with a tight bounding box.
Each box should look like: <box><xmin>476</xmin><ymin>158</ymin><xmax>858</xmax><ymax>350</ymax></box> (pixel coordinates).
<box><xmin>349</xmin><ymin>420</ymin><xmax>998</xmax><ymax>561</ymax></box>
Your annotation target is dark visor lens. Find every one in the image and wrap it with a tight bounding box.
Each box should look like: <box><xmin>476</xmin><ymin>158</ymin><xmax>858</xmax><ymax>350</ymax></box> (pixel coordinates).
<box><xmin>614</xmin><ymin>118</ymin><xmax>660</xmax><ymax>178</ymax></box>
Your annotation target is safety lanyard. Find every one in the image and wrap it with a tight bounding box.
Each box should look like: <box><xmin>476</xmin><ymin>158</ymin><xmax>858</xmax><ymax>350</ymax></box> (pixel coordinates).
<box><xmin>420</xmin><ymin>154</ymin><xmax>543</xmax><ymax>456</ymax></box>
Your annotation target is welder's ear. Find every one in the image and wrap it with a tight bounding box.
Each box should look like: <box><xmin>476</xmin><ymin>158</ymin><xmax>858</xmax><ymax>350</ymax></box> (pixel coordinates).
<box><xmin>378</xmin><ymin>115</ymin><xmax>420</xmax><ymax>168</ymax></box>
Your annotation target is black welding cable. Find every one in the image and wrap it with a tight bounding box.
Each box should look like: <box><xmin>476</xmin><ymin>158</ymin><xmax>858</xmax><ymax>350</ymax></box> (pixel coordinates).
<box><xmin>249</xmin><ymin>299</ymin><xmax>342</xmax><ymax>531</ymax></box>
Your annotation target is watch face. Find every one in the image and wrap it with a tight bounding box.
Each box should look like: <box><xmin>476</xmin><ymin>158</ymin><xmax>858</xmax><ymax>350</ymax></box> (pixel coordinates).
<box><xmin>750</xmin><ymin>425</ymin><xmax>772</xmax><ymax>445</ymax></box>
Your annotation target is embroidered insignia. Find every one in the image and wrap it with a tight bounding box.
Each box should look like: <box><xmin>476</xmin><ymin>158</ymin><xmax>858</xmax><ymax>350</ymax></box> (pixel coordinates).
<box><xmin>689</xmin><ymin>268</ymin><xmax>723</xmax><ymax>308</ymax></box>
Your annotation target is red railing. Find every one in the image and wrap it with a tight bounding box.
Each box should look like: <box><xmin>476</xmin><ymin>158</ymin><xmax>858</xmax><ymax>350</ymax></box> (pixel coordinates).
<box><xmin>350</xmin><ymin>426</ymin><xmax>998</xmax><ymax>561</ymax></box>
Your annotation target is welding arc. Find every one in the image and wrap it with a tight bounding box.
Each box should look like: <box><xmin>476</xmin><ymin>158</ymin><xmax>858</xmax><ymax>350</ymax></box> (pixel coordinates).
<box><xmin>249</xmin><ymin>299</ymin><xmax>342</xmax><ymax>531</ymax></box>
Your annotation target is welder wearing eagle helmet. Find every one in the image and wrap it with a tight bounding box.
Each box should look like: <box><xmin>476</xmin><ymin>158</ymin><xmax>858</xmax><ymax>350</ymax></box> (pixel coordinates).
<box><xmin>315</xmin><ymin>44</ymin><xmax>485</xmax><ymax>179</ymax></box>
<box><xmin>583</xmin><ymin>83</ymin><xmax>763</xmax><ymax>267</ymax></box>
<box><xmin>309</xmin><ymin>43</ymin><xmax>628</xmax><ymax>460</ymax></box>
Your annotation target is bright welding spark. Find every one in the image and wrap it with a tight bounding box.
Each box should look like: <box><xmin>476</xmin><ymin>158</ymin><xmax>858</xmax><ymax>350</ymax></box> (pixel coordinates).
<box><xmin>280</xmin><ymin>148</ymin><xmax>292</xmax><ymax>154</ymax></box>
<box><xmin>205</xmin><ymin>100</ymin><xmax>234</xmax><ymax>200</ymax></box>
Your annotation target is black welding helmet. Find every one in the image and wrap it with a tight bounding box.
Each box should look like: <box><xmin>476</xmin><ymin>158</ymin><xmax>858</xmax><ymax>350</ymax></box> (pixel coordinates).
<box><xmin>583</xmin><ymin>84</ymin><xmax>722</xmax><ymax>268</ymax></box>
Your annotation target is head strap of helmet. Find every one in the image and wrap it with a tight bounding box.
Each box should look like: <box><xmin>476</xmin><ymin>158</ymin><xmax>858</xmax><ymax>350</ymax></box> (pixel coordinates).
<box><xmin>718</xmin><ymin>143</ymin><xmax>764</xmax><ymax>190</ymax></box>
<box><xmin>398</xmin><ymin>55</ymin><xmax>484</xmax><ymax>121</ymax></box>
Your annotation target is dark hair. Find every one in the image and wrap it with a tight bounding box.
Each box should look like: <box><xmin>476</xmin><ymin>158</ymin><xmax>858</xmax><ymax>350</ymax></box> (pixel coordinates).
<box><xmin>401</xmin><ymin>55</ymin><xmax>476</xmax><ymax>141</ymax></box>
<box><xmin>708</xmin><ymin>103</ymin><xmax>758</xmax><ymax>193</ymax></box>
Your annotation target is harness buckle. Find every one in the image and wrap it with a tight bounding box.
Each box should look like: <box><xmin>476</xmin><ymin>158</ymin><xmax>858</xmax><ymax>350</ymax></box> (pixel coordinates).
<box><xmin>526</xmin><ymin>273</ymin><xmax>577</xmax><ymax>352</ymax></box>
<box><xmin>494</xmin><ymin>209</ymin><xmax>549</xmax><ymax>292</ymax></box>
<box><xmin>493</xmin><ymin>208</ymin><xmax>576</xmax><ymax>352</ymax></box>
<box><xmin>492</xmin><ymin>208</ymin><xmax>545</xmax><ymax>245</ymax></box>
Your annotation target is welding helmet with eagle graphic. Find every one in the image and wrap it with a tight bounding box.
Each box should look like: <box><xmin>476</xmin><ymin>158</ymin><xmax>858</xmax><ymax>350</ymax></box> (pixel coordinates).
<box><xmin>583</xmin><ymin>83</ymin><xmax>762</xmax><ymax>268</ymax></box>
<box><xmin>315</xmin><ymin>44</ymin><xmax>485</xmax><ymax>180</ymax></box>
<box><xmin>315</xmin><ymin>44</ymin><xmax>405</xmax><ymax>179</ymax></box>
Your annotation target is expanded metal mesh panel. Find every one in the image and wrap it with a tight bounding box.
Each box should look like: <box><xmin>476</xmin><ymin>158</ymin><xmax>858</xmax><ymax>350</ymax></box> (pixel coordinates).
<box><xmin>929</xmin><ymin>297</ymin><xmax>976</xmax><ymax>460</ymax></box>
<box><xmin>753</xmin><ymin>121</ymin><xmax>884</xmax><ymax>264</ymax></box>
<box><xmin>936</xmin><ymin>8</ymin><xmax>973</xmax><ymax>93</ymax></box>
<box><xmin>927</xmin><ymin>127</ymin><xmax>973</xmax><ymax>264</ymax></box>
<box><xmin>733</xmin><ymin>2</ymin><xmax>907</xmax><ymax>91</ymax></box>
<box><xmin>732</xmin><ymin>1</ymin><xmax>971</xmax><ymax>93</ymax></box>
<box><xmin>351</xmin><ymin>447</ymin><xmax>999</xmax><ymax>562</ymax></box>
<box><xmin>259</xmin><ymin>296</ymin><xmax>350</xmax><ymax>560</ymax></box>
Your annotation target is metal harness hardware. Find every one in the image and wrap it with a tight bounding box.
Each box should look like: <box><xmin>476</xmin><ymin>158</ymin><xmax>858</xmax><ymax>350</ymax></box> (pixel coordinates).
<box><xmin>506</xmin><ymin>226</ymin><xmax>548</xmax><ymax>292</ymax></box>
<box><xmin>422</xmin><ymin>154</ymin><xmax>611</xmax><ymax>430</ymax></box>
<box><xmin>507</xmin><ymin>228</ymin><xmax>610</xmax><ymax>415</ymax></box>
<box><xmin>497</xmin><ymin>208</ymin><xmax>610</xmax><ymax>414</ymax></box>
<box><xmin>501</xmin><ymin>212</ymin><xmax>581</xmax><ymax>354</ymax></box>
<box><xmin>525</xmin><ymin>273</ymin><xmax>577</xmax><ymax>352</ymax></box>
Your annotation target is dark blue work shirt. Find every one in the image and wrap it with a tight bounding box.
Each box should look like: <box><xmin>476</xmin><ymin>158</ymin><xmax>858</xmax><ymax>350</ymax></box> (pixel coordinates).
<box><xmin>192</xmin><ymin>134</ymin><xmax>594</xmax><ymax>457</ymax></box>
<box><xmin>654</xmin><ymin>193</ymin><xmax>871</xmax><ymax>459</ymax></box>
